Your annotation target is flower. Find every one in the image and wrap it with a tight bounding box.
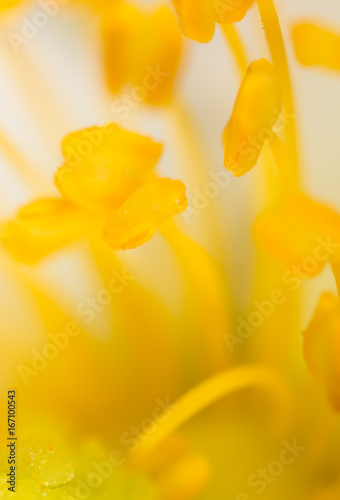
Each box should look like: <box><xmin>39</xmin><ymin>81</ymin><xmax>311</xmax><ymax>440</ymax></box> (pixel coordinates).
<box><xmin>3</xmin><ymin>0</ymin><xmax>340</xmax><ymax>499</ymax></box>
<box><xmin>173</xmin><ymin>0</ymin><xmax>255</xmax><ymax>43</ymax></box>
<box><xmin>292</xmin><ymin>22</ymin><xmax>340</xmax><ymax>71</ymax></box>
<box><xmin>102</xmin><ymin>1</ymin><xmax>183</xmax><ymax>105</ymax></box>
<box><xmin>223</xmin><ymin>59</ymin><xmax>282</xmax><ymax>177</ymax></box>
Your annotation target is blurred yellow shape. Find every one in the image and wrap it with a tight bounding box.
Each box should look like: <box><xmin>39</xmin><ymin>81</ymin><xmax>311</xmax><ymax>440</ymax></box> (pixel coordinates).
<box><xmin>161</xmin><ymin>220</ymin><xmax>229</xmax><ymax>372</ymax></box>
<box><xmin>83</xmin><ymin>0</ymin><xmax>117</xmax><ymax>11</ymax></box>
<box><xmin>1</xmin><ymin>198</ymin><xmax>82</xmax><ymax>265</ymax></box>
<box><xmin>254</xmin><ymin>193</ymin><xmax>340</xmax><ymax>277</ymax></box>
<box><xmin>0</xmin><ymin>0</ymin><xmax>20</xmax><ymax>10</ymax></box>
<box><xmin>292</xmin><ymin>23</ymin><xmax>340</xmax><ymax>71</ymax></box>
<box><xmin>303</xmin><ymin>293</ymin><xmax>340</xmax><ymax>411</ymax></box>
<box><xmin>173</xmin><ymin>0</ymin><xmax>254</xmax><ymax>43</ymax></box>
<box><xmin>103</xmin><ymin>2</ymin><xmax>182</xmax><ymax>105</ymax></box>
<box><xmin>158</xmin><ymin>455</ymin><xmax>210</xmax><ymax>500</ymax></box>
<box><xmin>55</xmin><ymin>124</ymin><xmax>162</xmax><ymax>214</ymax></box>
<box><xmin>104</xmin><ymin>178</ymin><xmax>188</xmax><ymax>250</ymax></box>
<box><xmin>131</xmin><ymin>434</ymin><xmax>210</xmax><ymax>500</ymax></box>
<box><xmin>311</xmin><ymin>481</ymin><xmax>340</xmax><ymax>500</ymax></box>
<box><xmin>223</xmin><ymin>59</ymin><xmax>282</xmax><ymax>176</ymax></box>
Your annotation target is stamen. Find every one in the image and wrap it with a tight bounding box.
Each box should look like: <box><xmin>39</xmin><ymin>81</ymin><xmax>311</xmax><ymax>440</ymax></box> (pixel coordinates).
<box><xmin>161</xmin><ymin>220</ymin><xmax>229</xmax><ymax>373</ymax></box>
<box><xmin>256</xmin><ymin>0</ymin><xmax>299</xmax><ymax>188</ymax></box>
<box><xmin>138</xmin><ymin>364</ymin><xmax>293</xmax><ymax>454</ymax></box>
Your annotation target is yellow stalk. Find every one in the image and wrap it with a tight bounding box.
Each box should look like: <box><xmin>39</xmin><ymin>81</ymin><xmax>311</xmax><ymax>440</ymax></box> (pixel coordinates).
<box><xmin>137</xmin><ymin>364</ymin><xmax>293</xmax><ymax>455</ymax></box>
<box><xmin>221</xmin><ymin>24</ymin><xmax>248</xmax><ymax>76</ymax></box>
<box><xmin>88</xmin><ymin>237</ymin><xmax>179</xmax><ymax>413</ymax></box>
<box><xmin>269</xmin><ymin>132</ymin><xmax>297</xmax><ymax>191</ymax></box>
<box><xmin>330</xmin><ymin>258</ymin><xmax>340</xmax><ymax>297</ymax></box>
<box><xmin>161</xmin><ymin>219</ymin><xmax>229</xmax><ymax>375</ymax></box>
<box><xmin>256</xmin><ymin>0</ymin><xmax>299</xmax><ymax>188</ymax></box>
<box><xmin>168</xmin><ymin>100</ymin><xmax>227</xmax><ymax>259</ymax></box>
<box><xmin>0</xmin><ymin>25</ymin><xmax>70</xmax><ymax>156</ymax></box>
<box><xmin>0</xmin><ymin>127</ymin><xmax>51</xmax><ymax>193</ymax></box>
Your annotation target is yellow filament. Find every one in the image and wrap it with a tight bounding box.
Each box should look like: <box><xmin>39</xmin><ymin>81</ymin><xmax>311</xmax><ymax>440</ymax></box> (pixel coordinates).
<box><xmin>306</xmin><ymin>407</ymin><xmax>338</xmax><ymax>468</ymax></box>
<box><xmin>269</xmin><ymin>132</ymin><xmax>296</xmax><ymax>190</ymax></box>
<box><xmin>221</xmin><ymin>24</ymin><xmax>248</xmax><ymax>76</ymax></box>
<box><xmin>168</xmin><ymin>101</ymin><xmax>211</xmax><ymax>188</ymax></box>
<box><xmin>222</xmin><ymin>20</ymin><xmax>293</xmax><ymax>191</ymax></box>
<box><xmin>221</xmin><ymin>23</ymin><xmax>289</xmax><ymax>190</ymax></box>
<box><xmin>89</xmin><ymin>237</ymin><xmax>178</xmax><ymax>403</ymax></box>
<box><xmin>0</xmin><ymin>25</ymin><xmax>70</xmax><ymax>154</ymax></box>
<box><xmin>138</xmin><ymin>364</ymin><xmax>293</xmax><ymax>454</ymax></box>
<box><xmin>161</xmin><ymin>219</ymin><xmax>229</xmax><ymax>373</ymax></box>
<box><xmin>168</xmin><ymin>101</ymin><xmax>226</xmax><ymax>259</ymax></box>
<box><xmin>0</xmin><ymin>128</ymin><xmax>51</xmax><ymax>193</ymax></box>
<box><xmin>256</xmin><ymin>0</ymin><xmax>299</xmax><ymax>188</ymax></box>
<box><xmin>330</xmin><ymin>258</ymin><xmax>340</xmax><ymax>297</ymax></box>
<box><xmin>251</xmin><ymin>2</ymin><xmax>301</xmax><ymax>369</ymax></box>
<box><xmin>0</xmin><ymin>25</ymin><xmax>70</xmax><ymax>192</ymax></box>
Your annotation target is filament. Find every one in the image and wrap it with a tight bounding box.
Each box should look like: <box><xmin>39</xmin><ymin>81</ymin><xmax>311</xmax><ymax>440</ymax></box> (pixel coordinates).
<box><xmin>256</xmin><ymin>0</ymin><xmax>299</xmax><ymax>188</ymax></box>
<box><xmin>221</xmin><ymin>24</ymin><xmax>248</xmax><ymax>76</ymax></box>
<box><xmin>138</xmin><ymin>364</ymin><xmax>293</xmax><ymax>454</ymax></box>
<box><xmin>0</xmin><ymin>128</ymin><xmax>51</xmax><ymax>193</ymax></box>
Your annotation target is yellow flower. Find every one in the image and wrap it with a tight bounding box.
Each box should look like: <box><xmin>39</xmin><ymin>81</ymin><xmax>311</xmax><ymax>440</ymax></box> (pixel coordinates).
<box><xmin>223</xmin><ymin>59</ymin><xmax>282</xmax><ymax>177</ymax></box>
<box><xmin>253</xmin><ymin>193</ymin><xmax>340</xmax><ymax>277</ymax></box>
<box><xmin>1</xmin><ymin>124</ymin><xmax>187</xmax><ymax>263</ymax></box>
<box><xmin>173</xmin><ymin>0</ymin><xmax>254</xmax><ymax>43</ymax></box>
<box><xmin>303</xmin><ymin>292</ymin><xmax>340</xmax><ymax>411</ymax></box>
<box><xmin>3</xmin><ymin>0</ymin><xmax>340</xmax><ymax>498</ymax></box>
<box><xmin>102</xmin><ymin>2</ymin><xmax>183</xmax><ymax>105</ymax></box>
<box><xmin>292</xmin><ymin>22</ymin><xmax>340</xmax><ymax>71</ymax></box>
